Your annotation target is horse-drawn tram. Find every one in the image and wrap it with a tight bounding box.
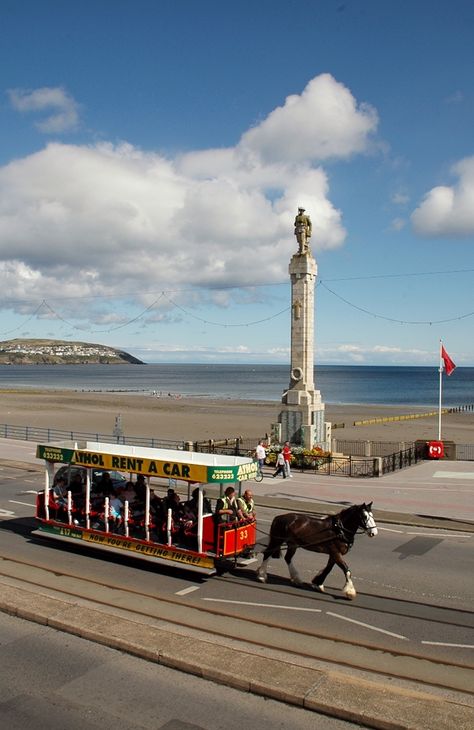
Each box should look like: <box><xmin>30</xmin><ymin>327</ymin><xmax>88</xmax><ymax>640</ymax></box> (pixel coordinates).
<box><xmin>34</xmin><ymin>440</ymin><xmax>258</xmax><ymax>576</ymax></box>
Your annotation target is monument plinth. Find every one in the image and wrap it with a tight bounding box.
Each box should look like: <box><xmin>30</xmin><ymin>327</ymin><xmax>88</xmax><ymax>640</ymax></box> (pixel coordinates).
<box><xmin>278</xmin><ymin>208</ymin><xmax>326</xmax><ymax>448</ymax></box>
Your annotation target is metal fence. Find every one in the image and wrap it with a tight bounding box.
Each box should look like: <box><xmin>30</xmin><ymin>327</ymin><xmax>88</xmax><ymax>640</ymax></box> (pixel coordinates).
<box><xmin>332</xmin><ymin>439</ymin><xmax>416</xmax><ymax>456</ymax></box>
<box><xmin>0</xmin><ymin>423</ymin><xmax>187</xmax><ymax>451</ymax></box>
<box><xmin>0</xmin><ymin>423</ymin><xmax>471</xmax><ymax>472</ymax></box>
<box><xmin>455</xmin><ymin>443</ymin><xmax>474</xmax><ymax>460</ymax></box>
<box><xmin>288</xmin><ymin>444</ymin><xmax>425</xmax><ymax>477</ymax></box>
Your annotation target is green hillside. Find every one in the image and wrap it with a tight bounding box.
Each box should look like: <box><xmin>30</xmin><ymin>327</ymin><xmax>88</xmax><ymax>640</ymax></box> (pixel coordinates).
<box><xmin>0</xmin><ymin>339</ymin><xmax>144</xmax><ymax>365</ymax></box>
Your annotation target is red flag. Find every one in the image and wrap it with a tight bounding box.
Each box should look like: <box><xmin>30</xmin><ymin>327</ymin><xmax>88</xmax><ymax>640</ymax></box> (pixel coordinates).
<box><xmin>441</xmin><ymin>346</ymin><xmax>456</xmax><ymax>376</ymax></box>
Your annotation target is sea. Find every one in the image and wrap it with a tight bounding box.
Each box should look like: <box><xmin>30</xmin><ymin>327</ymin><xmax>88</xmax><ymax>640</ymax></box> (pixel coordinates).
<box><xmin>0</xmin><ymin>364</ymin><xmax>473</xmax><ymax>407</ymax></box>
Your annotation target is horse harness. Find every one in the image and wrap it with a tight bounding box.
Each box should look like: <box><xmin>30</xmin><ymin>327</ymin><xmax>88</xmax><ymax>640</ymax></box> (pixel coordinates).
<box><xmin>331</xmin><ymin>516</ymin><xmax>356</xmax><ymax>548</ymax></box>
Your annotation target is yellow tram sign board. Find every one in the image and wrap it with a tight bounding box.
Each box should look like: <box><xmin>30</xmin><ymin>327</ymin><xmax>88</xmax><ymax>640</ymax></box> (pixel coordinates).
<box><xmin>37</xmin><ymin>523</ymin><xmax>215</xmax><ymax>571</ymax></box>
<box><xmin>36</xmin><ymin>444</ymin><xmax>258</xmax><ymax>483</ymax></box>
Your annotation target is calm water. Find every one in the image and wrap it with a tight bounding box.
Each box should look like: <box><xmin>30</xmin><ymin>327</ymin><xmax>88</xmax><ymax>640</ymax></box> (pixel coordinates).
<box><xmin>0</xmin><ymin>364</ymin><xmax>473</xmax><ymax>407</ymax></box>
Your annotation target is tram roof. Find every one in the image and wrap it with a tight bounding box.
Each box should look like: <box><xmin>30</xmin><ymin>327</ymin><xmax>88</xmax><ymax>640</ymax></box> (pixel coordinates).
<box><xmin>37</xmin><ymin>440</ymin><xmax>254</xmax><ymax>467</ymax></box>
<box><xmin>37</xmin><ymin>440</ymin><xmax>258</xmax><ymax>484</ymax></box>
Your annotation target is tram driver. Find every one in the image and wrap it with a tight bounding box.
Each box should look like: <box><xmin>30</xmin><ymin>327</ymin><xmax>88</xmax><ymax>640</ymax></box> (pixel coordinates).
<box><xmin>215</xmin><ymin>486</ymin><xmax>243</xmax><ymax>523</ymax></box>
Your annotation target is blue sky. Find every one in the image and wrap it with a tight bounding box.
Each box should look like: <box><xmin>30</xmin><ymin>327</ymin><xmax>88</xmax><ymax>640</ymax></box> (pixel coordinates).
<box><xmin>1</xmin><ymin>0</ymin><xmax>473</xmax><ymax>366</ymax></box>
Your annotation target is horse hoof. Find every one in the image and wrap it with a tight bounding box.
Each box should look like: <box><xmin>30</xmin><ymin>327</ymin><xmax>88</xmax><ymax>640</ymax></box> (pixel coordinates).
<box><xmin>256</xmin><ymin>575</ymin><xmax>266</xmax><ymax>583</ymax></box>
<box><xmin>312</xmin><ymin>584</ymin><xmax>325</xmax><ymax>593</ymax></box>
<box><xmin>344</xmin><ymin>591</ymin><xmax>356</xmax><ymax>600</ymax></box>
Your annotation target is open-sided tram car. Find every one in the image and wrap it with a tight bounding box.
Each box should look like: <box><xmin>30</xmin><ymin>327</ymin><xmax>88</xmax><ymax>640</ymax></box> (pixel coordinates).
<box><xmin>34</xmin><ymin>440</ymin><xmax>258</xmax><ymax>575</ymax></box>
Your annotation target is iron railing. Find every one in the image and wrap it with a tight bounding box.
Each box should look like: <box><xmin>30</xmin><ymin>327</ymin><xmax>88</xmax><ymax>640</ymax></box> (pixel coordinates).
<box><xmin>0</xmin><ymin>423</ymin><xmax>470</xmax><ymax>471</ymax></box>
<box><xmin>0</xmin><ymin>423</ymin><xmax>186</xmax><ymax>451</ymax></box>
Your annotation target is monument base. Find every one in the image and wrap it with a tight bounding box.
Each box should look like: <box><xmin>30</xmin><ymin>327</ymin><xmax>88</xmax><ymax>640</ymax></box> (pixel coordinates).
<box><xmin>279</xmin><ymin>394</ymin><xmax>326</xmax><ymax>448</ymax></box>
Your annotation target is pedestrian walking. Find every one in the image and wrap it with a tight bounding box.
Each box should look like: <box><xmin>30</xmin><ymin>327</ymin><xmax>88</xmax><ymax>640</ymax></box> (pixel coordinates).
<box><xmin>255</xmin><ymin>440</ymin><xmax>267</xmax><ymax>475</ymax></box>
<box><xmin>282</xmin><ymin>441</ymin><xmax>293</xmax><ymax>478</ymax></box>
<box><xmin>272</xmin><ymin>451</ymin><xmax>287</xmax><ymax>479</ymax></box>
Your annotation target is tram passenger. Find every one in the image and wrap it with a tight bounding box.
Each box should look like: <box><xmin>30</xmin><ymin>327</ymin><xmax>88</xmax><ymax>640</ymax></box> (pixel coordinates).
<box><xmin>96</xmin><ymin>471</ymin><xmax>114</xmax><ymax>497</ymax></box>
<box><xmin>108</xmin><ymin>489</ymin><xmax>124</xmax><ymax>532</ymax></box>
<box><xmin>49</xmin><ymin>476</ymin><xmax>68</xmax><ymax>520</ymax></box>
<box><xmin>134</xmin><ymin>473</ymin><xmax>147</xmax><ymax>502</ymax></box>
<box><xmin>158</xmin><ymin>489</ymin><xmax>185</xmax><ymax>543</ymax></box>
<box><xmin>215</xmin><ymin>486</ymin><xmax>242</xmax><ymax>523</ymax></box>
<box><xmin>238</xmin><ymin>489</ymin><xmax>256</xmax><ymax>520</ymax></box>
<box><xmin>52</xmin><ymin>476</ymin><xmax>68</xmax><ymax>507</ymax></box>
<box><xmin>185</xmin><ymin>487</ymin><xmax>212</xmax><ymax>518</ymax></box>
<box><xmin>68</xmin><ymin>472</ymin><xmax>86</xmax><ymax>514</ymax></box>
<box><xmin>120</xmin><ymin>481</ymin><xmax>137</xmax><ymax>505</ymax></box>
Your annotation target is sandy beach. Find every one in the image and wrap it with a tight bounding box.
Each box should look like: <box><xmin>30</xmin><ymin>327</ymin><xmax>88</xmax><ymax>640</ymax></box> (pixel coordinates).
<box><xmin>1</xmin><ymin>389</ymin><xmax>474</xmax><ymax>445</ymax></box>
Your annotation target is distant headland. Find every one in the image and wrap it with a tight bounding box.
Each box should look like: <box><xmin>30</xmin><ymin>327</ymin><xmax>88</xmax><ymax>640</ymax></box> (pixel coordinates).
<box><xmin>0</xmin><ymin>338</ymin><xmax>144</xmax><ymax>365</ymax></box>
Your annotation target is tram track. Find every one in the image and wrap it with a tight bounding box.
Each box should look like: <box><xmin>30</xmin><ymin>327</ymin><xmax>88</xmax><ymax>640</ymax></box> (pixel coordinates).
<box><xmin>0</xmin><ymin>550</ymin><xmax>473</xmax><ymax>697</ymax></box>
<box><xmin>217</xmin><ymin>573</ymin><xmax>474</xmax><ymax>632</ymax></box>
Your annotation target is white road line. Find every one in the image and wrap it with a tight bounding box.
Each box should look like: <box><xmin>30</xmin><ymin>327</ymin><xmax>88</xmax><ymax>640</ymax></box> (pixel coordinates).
<box><xmin>19</xmin><ymin>490</ymin><xmax>38</xmax><ymax>495</ymax></box>
<box><xmin>378</xmin><ymin>527</ymin><xmax>404</xmax><ymax>533</ymax></box>
<box><xmin>421</xmin><ymin>641</ymin><xmax>474</xmax><ymax>649</ymax></box>
<box><xmin>406</xmin><ymin>531</ymin><xmax>471</xmax><ymax>538</ymax></box>
<box><xmin>203</xmin><ymin>598</ymin><xmax>321</xmax><ymax>613</ymax></box>
<box><xmin>433</xmin><ymin>471</ymin><xmax>474</xmax><ymax>480</ymax></box>
<box><xmin>8</xmin><ymin>500</ymin><xmax>35</xmax><ymax>507</ymax></box>
<box><xmin>175</xmin><ymin>586</ymin><xmax>200</xmax><ymax>596</ymax></box>
<box><xmin>0</xmin><ymin>509</ymin><xmax>15</xmax><ymax>517</ymax></box>
<box><xmin>326</xmin><ymin>611</ymin><xmax>408</xmax><ymax>640</ymax></box>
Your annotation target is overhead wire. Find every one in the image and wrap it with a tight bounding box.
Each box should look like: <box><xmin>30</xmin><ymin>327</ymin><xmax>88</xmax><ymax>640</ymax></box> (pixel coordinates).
<box><xmin>318</xmin><ymin>280</ymin><xmax>474</xmax><ymax>325</ymax></box>
<box><xmin>0</xmin><ymin>265</ymin><xmax>473</xmax><ymax>335</ymax></box>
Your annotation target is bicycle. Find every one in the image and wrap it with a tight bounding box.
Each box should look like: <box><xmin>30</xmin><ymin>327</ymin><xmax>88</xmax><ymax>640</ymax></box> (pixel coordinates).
<box><xmin>254</xmin><ymin>467</ymin><xmax>264</xmax><ymax>483</ymax></box>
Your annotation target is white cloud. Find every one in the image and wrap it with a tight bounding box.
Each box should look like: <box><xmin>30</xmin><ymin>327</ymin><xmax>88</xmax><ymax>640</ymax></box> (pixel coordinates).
<box><xmin>239</xmin><ymin>73</ymin><xmax>378</xmax><ymax>164</ymax></box>
<box><xmin>0</xmin><ymin>74</ymin><xmax>379</xmax><ymax>320</ymax></box>
<box><xmin>318</xmin><ymin>343</ymin><xmax>432</xmax><ymax>365</ymax></box>
<box><xmin>389</xmin><ymin>217</ymin><xmax>406</xmax><ymax>231</ymax></box>
<box><xmin>411</xmin><ymin>156</ymin><xmax>474</xmax><ymax>237</ymax></box>
<box><xmin>391</xmin><ymin>192</ymin><xmax>409</xmax><ymax>205</ymax></box>
<box><xmin>8</xmin><ymin>86</ymin><xmax>80</xmax><ymax>133</ymax></box>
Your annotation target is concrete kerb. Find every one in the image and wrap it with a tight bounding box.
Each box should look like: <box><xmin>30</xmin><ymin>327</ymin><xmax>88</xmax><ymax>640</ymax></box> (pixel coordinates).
<box><xmin>0</xmin><ymin>581</ymin><xmax>473</xmax><ymax>730</ymax></box>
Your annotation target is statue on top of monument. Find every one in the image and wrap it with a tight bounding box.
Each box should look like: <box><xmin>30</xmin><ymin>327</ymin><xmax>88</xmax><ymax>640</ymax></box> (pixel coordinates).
<box><xmin>294</xmin><ymin>207</ymin><xmax>312</xmax><ymax>255</ymax></box>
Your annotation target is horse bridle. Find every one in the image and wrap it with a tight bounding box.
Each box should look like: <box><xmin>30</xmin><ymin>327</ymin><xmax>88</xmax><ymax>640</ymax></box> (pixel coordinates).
<box><xmin>332</xmin><ymin>507</ymin><xmax>375</xmax><ymax>546</ymax></box>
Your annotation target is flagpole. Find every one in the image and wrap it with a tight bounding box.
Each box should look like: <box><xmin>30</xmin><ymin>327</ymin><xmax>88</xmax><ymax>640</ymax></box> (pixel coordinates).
<box><xmin>438</xmin><ymin>340</ymin><xmax>443</xmax><ymax>440</ymax></box>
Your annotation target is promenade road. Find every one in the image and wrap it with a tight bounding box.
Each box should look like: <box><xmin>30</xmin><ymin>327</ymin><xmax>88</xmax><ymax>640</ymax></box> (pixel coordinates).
<box><xmin>1</xmin><ymin>436</ymin><xmax>473</xmax><ymax>729</ymax></box>
<box><xmin>2</xmin><ymin>436</ymin><xmax>473</xmax><ymax>524</ymax></box>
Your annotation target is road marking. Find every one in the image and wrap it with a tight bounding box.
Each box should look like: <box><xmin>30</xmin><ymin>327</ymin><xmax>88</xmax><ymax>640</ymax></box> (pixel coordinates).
<box><xmin>433</xmin><ymin>471</ymin><xmax>474</xmax><ymax>480</ymax></box>
<box><xmin>0</xmin><ymin>509</ymin><xmax>15</xmax><ymax>517</ymax></box>
<box><xmin>378</xmin><ymin>527</ymin><xmax>404</xmax><ymax>533</ymax></box>
<box><xmin>203</xmin><ymin>598</ymin><xmax>321</xmax><ymax>613</ymax></box>
<box><xmin>8</xmin><ymin>500</ymin><xmax>34</xmax><ymax>507</ymax></box>
<box><xmin>175</xmin><ymin>586</ymin><xmax>200</xmax><ymax>596</ymax></box>
<box><xmin>326</xmin><ymin>612</ymin><xmax>408</xmax><ymax>640</ymax></box>
<box><xmin>406</xmin><ymin>531</ymin><xmax>471</xmax><ymax>538</ymax></box>
<box><xmin>421</xmin><ymin>641</ymin><xmax>474</xmax><ymax>649</ymax></box>
<box><xmin>19</xmin><ymin>490</ymin><xmax>38</xmax><ymax>495</ymax></box>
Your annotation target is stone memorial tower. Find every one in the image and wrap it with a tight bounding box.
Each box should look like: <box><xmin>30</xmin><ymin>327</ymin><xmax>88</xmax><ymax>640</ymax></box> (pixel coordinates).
<box><xmin>278</xmin><ymin>207</ymin><xmax>326</xmax><ymax>448</ymax></box>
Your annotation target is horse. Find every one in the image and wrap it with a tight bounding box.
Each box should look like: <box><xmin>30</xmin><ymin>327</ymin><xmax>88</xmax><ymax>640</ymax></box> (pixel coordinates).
<box><xmin>256</xmin><ymin>502</ymin><xmax>377</xmax><ymax>600</ymax></box>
